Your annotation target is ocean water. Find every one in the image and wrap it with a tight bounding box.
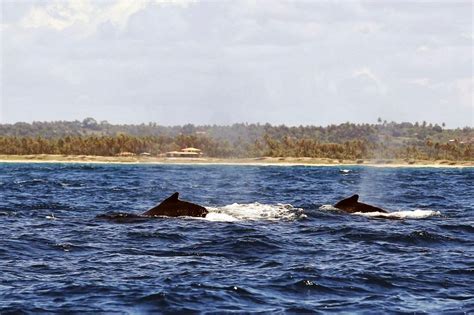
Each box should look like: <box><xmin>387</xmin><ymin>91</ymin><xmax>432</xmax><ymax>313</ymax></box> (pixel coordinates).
<box><xmin>0</xmin><ymin>163</ymin><xmax>473</xmax><ymax>313</ymax></box>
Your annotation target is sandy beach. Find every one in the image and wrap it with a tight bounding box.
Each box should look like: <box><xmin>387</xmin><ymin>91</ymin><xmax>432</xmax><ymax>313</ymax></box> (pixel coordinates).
<box><xmin>0</xmin><ymin>154</ymin><xmax>472</xmax><ymax>168</ymax></box>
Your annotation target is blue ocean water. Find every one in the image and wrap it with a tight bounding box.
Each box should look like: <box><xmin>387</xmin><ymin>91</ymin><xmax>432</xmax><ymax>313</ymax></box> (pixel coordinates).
<box><xmin>0</xmin><ymin>163</ymin><xmax>473</xmax><ymax>313</ymax></box>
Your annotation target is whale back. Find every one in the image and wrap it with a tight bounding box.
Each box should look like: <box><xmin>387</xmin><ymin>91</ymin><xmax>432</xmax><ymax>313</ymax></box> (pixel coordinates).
<box><xmin>143</xmin><ymin>192</ymin><xmax>208</xmax><ymax>217</ymax></box>
<box><xmin>334</xmin><ymin>194</ymin><xmax>387</xmax><ymax>213</ymax></box>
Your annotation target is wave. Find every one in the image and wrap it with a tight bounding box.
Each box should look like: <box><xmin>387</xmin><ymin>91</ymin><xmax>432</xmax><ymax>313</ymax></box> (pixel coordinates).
<box><xmin>99</xmin><ymin>203</ymin><xmax>438</xmax><ymax>222</ymax></box>
<box><xmin>319</xmin><ymin>205</ymin><xmax>340</xmax><ymax>211</ymax></box>
<box><xmin>204</xmin><ymin>203</ymin><xmax>306</xmax><ymax>222</ymax></box>
<box><xmin>355</xmin><ymin>209</ymin><xmax>441</xmax><ymax>219</ymax></box>
<box><xmin>13</xmin><ymin>178</ymin><xmax>47</xmax><ymax>185</ymax></box>
<box><xmin>96</xmin><ymin>203</ymin><xmax>305</xmax><ymax>222</ymax></box>
<box><xmin>339</xmin><ymin>169</ymin><xmax>352</xmax><ymax>174</ymax></box>
<box><xmin>319</xmin><ymin>205</ymin><xmax>440</xmax><ymax>220</ymax></box>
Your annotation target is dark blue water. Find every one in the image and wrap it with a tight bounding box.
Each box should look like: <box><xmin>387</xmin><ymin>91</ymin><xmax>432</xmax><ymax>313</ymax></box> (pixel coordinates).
<box><xmin>1</xmin><ymin>163</ymin><xmax>473</xmax><ymax>313</ymax></box>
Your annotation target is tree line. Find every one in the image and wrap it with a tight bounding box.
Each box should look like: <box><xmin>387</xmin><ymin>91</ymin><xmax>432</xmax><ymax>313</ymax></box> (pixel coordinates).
<box><xmin>0</xmin><ymin>133</ymin><xmax>472</xmax><ymax>161</ymax></box>
<box><xmin>0</xmin><ymin>118</ymin><xmax>472</xmax><ymax>160</ymax></box>
<box><xmin>1</xmin><ymin>118</ymin><xmax>471</xmax><ymax>143</ymax></box>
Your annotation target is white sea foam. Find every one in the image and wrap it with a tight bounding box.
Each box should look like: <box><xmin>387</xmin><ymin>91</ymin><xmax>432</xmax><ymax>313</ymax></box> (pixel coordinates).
<box><xmin>46</xmin><ymin>214</ymin><xmax>57</xmax><ymax>220</ymax></box>
<box><xmin>319</xmin><ymin>205</ymin><xmax>441</xmax><ymax>219</ymax></box>
<box><xmin>355</xmin><ymin>209</ymin><xmax>441</xmax><ymax>220</ymax></box>
<box><xmin>204</xmin><ymin>202</ymin><xmax>305</xmax><ymax>222</ymax></box>
<box><xmin>319</xmin><ymin>205</ymin><xmax>339</xmax><ymax>211</ymax></box>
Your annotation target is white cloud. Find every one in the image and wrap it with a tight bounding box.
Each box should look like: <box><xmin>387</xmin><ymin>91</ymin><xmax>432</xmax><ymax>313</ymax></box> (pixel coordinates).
<box><xmin>354</xmin><ymin>22</ymin><xmax>380</xmax><ymax>34</ymax></box>
<box><xmin>1</xmin><ymin>0</ymin><xmax>472</xmax><ymax>127</ymax></box>
<box><xmin>408</xmin><ymin>78</ymin><xmax>431</xmax><ymax>87</ymax></box>
<box><xmin>416</xmin><ymin>45</ymin><xmax>429</xmax><ymax>53</ymax></box>
<box><xmin>20</xmin><ymin>0</ymin><xmax>97</xmax><ymax>31</ymax></box>
<box><xmin>352</xmin><ymin>67</ymin><xmax>387</xmax><ymax>95</ymax></box>
<box><xmin>19</xmin><ymin>0</ymin><xmax>196</xmax><ymax>33</ymax></box>
<box><xmin>455</xmin><ymin>77</ymin><xmax>474</xmax><ymax>109</ymax></box>
<box><xmin>461</xmin><ymin>32</ymin><xmax>474</xmax><ymax>40</ymax></box>
<box><xmin>99</xmin><ymin>0</ymin><xmax>149</xmax><ymax>30</ymax></box>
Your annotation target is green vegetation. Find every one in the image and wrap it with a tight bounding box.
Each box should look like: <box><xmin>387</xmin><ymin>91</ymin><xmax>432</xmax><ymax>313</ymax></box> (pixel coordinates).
<box><xmin>0</xmin><ymin>118</ymin><xmax>472</xmax><ymax>160</ymax></box>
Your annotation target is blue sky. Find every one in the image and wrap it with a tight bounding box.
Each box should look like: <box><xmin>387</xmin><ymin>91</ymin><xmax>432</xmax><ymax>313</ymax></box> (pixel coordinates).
<box><xmin>1</xmin><ymin>0</ymin><xmax>472</xmax><ymax>127</ymax></box>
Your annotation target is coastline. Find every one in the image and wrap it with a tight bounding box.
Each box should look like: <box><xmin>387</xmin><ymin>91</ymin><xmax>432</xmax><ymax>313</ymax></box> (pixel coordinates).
<box><xmin>0</xmin><ymin>154</ymin><xmax>472</xmax><ymax>168</ymax></box>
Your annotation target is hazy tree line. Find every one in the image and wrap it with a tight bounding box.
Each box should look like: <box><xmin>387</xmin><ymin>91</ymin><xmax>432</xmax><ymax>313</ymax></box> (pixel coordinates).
<box><xmin>0</xmin><ymin>118</ymin><xmax>472</xmax><ymax>160</ymax></box>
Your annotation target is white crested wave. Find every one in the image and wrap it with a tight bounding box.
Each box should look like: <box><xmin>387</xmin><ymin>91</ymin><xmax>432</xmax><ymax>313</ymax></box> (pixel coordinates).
<box><xmin>319</xmin><ymin>205</ymin><xmax>339</xmax><ymax>211</ymax></box>
<box><xmin>355</xmin><ymin>210</ymin><xmax>441</xmax><ymax>219</ymax></box>
<box><xmin>46</xmin><ymin>214</ymin><xmax>57</xmax><ymax>220</ymax></box>
<box><xmin>319</xmin><ymin>205</ymin><xmax>441</xmax><ymax>220</ymax></box>
<box><xmin>204</xmin><ymin>202</ymin><xmax>306</xmax><ymax>222</ymax></box>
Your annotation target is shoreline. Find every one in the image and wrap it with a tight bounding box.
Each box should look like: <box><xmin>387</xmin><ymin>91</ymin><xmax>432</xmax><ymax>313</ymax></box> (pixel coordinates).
<box><xmin>0</xmin><ymin>155</ymin><xmax>472</xmax><ymax>168</ymax></box>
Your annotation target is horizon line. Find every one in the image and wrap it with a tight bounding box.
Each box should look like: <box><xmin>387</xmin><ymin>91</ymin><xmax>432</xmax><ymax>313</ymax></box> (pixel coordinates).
<box><xmin>1</xmin><ymin>118</ymin><xmax>471</xmax><ymax>129</ymax></box>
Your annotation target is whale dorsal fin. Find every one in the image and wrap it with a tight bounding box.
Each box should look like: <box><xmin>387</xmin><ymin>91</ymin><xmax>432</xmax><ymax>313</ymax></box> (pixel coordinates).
<box><xmin>164</xmin><ymin>192</ymin><xmax>179</xmax><ymax>202</ymax></box>
<box><xmin>348</xmin><ymin>194</ymin><xmax>359</xmax><ymax>203</ymax></box>
<box><xmin>155</xmin><ymin>192</ymin><xmax>178</xmax><ymax>205</ymax></box>
<box><xmin>154</xmin><ymin>192</ymin><xmax>180</xmax><ymax>209</ymax></box>
<box><xmin>335</xmin><ymin>194</ymin><xmax>359</xmax><ymax>207</ymax></box>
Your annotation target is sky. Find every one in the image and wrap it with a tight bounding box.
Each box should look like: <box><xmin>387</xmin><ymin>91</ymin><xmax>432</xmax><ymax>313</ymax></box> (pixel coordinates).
<box><xmin>0</xmin><ymin>0</ymin><xmax>473</xmax><ymax>127</ymax></box>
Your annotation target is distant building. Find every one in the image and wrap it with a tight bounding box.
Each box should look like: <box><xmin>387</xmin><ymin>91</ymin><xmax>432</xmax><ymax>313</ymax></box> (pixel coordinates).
<box><xmin>116</xmin><ymin>152</ymin><xmax>136</xmax><ymax>157</ymax></box>
<box><xmin>140</xmin><ymin>152</ymin><xmax>151</xmax><ymax>156</ymax></box>
<box><xmin>181</xmin><ymin>147</ymin><xmax>202</xmax><ymax>153</ymax></box>
<box><xmin>166</xmin><ymin>147</ymin><xmax>203</xmax><ymax>158</ymax></box>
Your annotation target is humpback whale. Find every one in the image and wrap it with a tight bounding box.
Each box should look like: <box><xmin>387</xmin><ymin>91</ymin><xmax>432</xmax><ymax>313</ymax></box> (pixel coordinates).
<box><xmin>142</xmin><ymin>192</ymin><xmax>208</xmax><ymax>217</ymax></box>
<box><xmin>334</xmin><ymin>194</ymin><xmax>387</xmax><ymax>213</ymax></box>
